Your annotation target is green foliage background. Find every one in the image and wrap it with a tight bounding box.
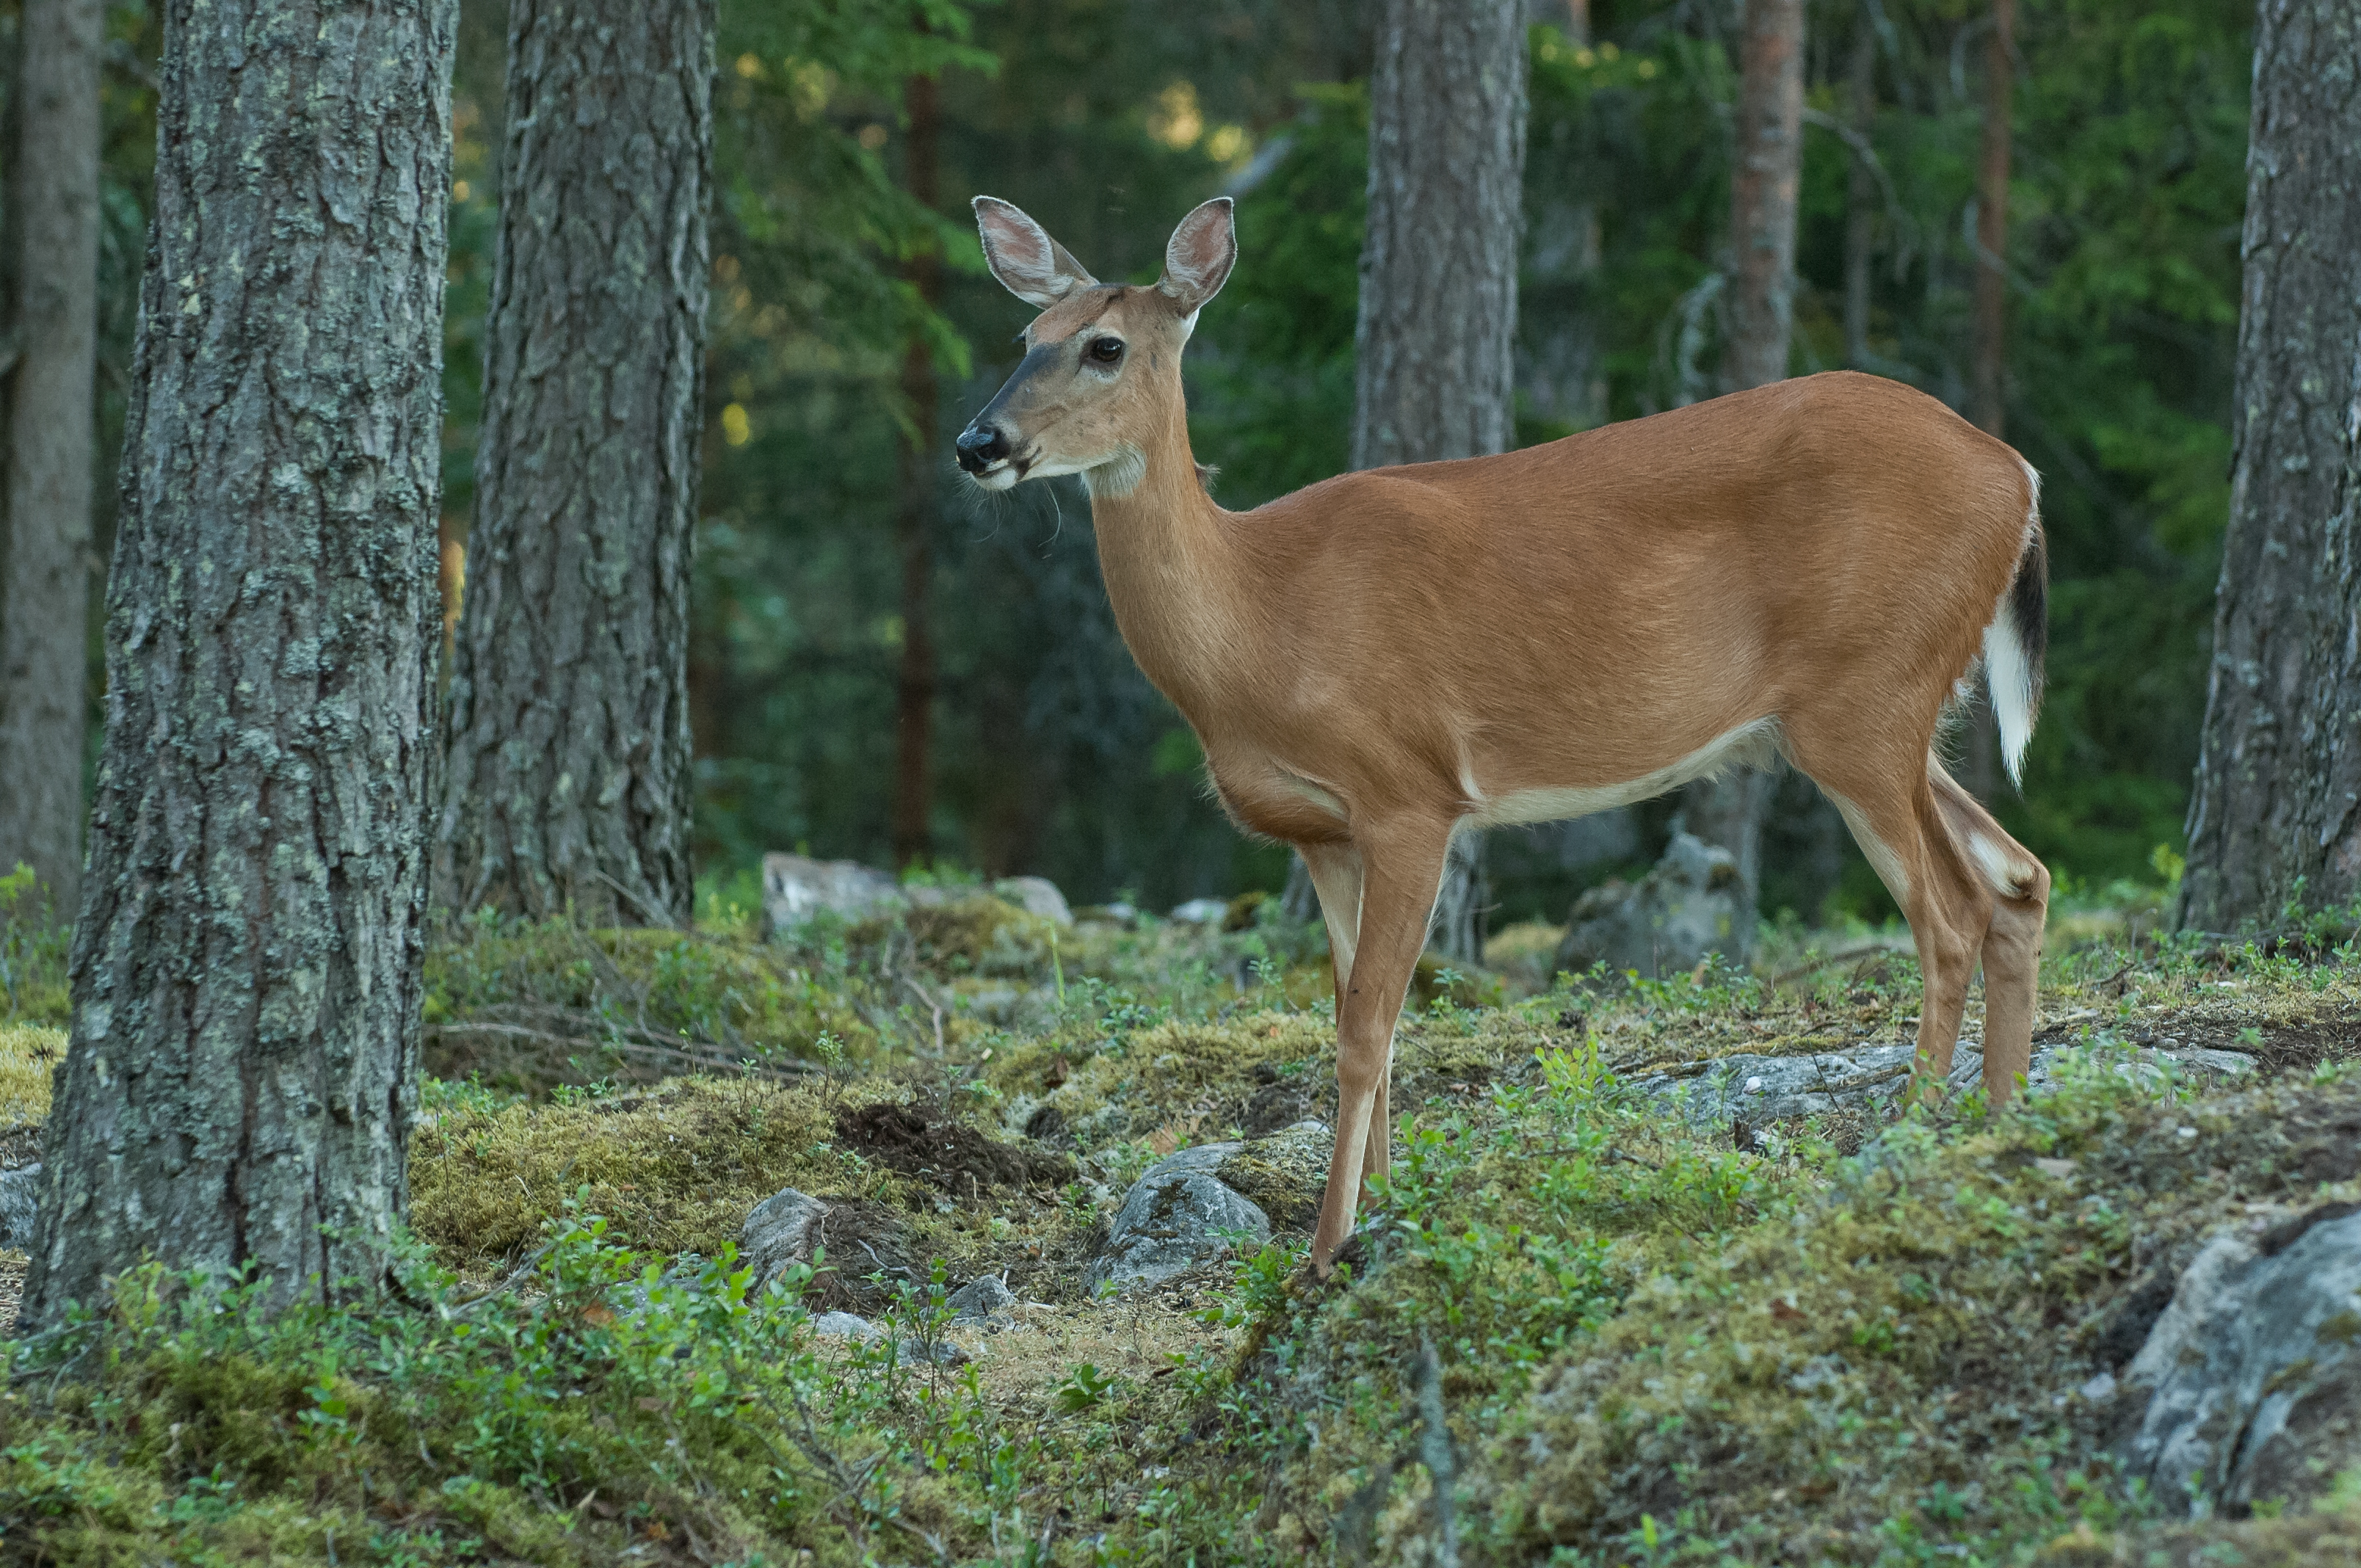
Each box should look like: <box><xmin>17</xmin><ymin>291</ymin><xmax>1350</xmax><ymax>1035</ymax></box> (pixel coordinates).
<box><xmin>51</xmin><ymin>0</ymin><xmax>2251</xmax><ymax>923</ymax></box>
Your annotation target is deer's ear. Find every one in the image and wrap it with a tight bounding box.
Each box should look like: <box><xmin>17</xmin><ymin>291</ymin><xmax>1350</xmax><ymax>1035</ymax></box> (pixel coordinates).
<box><xmin>973</xmin><ymin>196</ymin><xmax>1098</xmax><ymax>309</ymax></box>
<box><xmin>1156</xmin><ymin>197</ymin><xmax>1236</xmax><ymax>318</ymax></box>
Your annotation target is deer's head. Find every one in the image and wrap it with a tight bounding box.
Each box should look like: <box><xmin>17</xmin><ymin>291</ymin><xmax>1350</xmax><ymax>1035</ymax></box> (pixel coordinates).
<box><xmin>954</xmin><ymin>196</ymin><xmax>1236</xmax><ymax>496</ymax></box>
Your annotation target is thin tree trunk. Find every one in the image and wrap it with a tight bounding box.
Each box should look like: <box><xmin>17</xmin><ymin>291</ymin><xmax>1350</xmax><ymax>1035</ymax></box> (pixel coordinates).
<box><xmin>1970</xmin><ymin>0</ymin><xmax>2014</xmax><ymax>438</ymax></box>
<box><xmin>1354</xmin><ymin>0</ymin><xmax>1526</xmax><ymax>963</ymax></box>
<box><xmin>0</xmin><ymin>0</ymin><xmax>104</xmax><ymax>915</ymax></box>
<box><xmin>891</xmin><ymin>68</ymin><xmax>940</xmax><ymax>871</ymax></box>
<box><xmin>23</xmin><ymin>0</ymin><xmax>455</xmax><ymax>1329</ymax></box>
<box><xmin>2177</xmin><ymin>0</ymin><xmax>2361</xmax><ymax>932</ymax></box>
<box><xmin>1675</xmin><ymin>0</ymin><xmax>1805</xmax><ymax>959</ymax></box>
<box><xmin>437</xmin><ymin>0</ymin><xmax>714</xmax><ymax>927</ymax></box>
<box><xmin>1841</xmin><ymin>6</ymin><xmax>1876</xmax><ymax>368</ymax></box>
<box><xmin>1958</xmin><ymin>0</ymin><xmax>2017</xmax><ymax>801</ymax></box>
<box><xmin>1722</xmin><ymin>0</ymin><xmax>1805</xmax><ymax>393</ymax></box>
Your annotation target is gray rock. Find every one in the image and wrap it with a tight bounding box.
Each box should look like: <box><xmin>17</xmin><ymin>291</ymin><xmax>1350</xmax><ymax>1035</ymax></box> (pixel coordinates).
<box><xmin>1639</xmin><ymin>1045</ymin><xmax>1923</xmax><ymax>1127</ymax></box>
<box><xmin>1642</xmin><ymin>1038</ymin><xmax>2258</xmax><ymax>1131</ymax></box>
<box><xmin>1945</xmin><ymin>1040</ymin><xmax>2254</xmax><ymax>1096</ymax></box>
<box><xmin>1554</xmin><ymin>832</ymin><xmax>1744</xmax><ymax>979</ymax></box>
<box><xmin>946</xmin><ymin>1273</ymin><xmax>1015</xmax><ymax>1324</ymax></box>
<box><xmin>811</xmin><ymin>1310</ymin><xmax>879</xmax><ymax>1340</ymax></box>
<box><xmin>993</xmin><ymin>876</ymin><xmax>1073</xmax><ymax>926</ymax></box>
<box><xmin>1169</xmin><ymin>898</ymin><xmax>1229</xmax><ymax>926</ymax></box>
<box><xmin>761</xmin><ymin>853</ymin><xmax>904</xmax><ymax>934</ymax></box>
<box><xmin>0</xmin><ymin>1164</ymin><xmax>38</xmax><ymax>1248</ymax></box>
<box><xmin>741</xmin><ymin>1187</ymin><xmax>830</xmax><ymax>1287</ymax></box>
<box><xmin>1089</xmin><ymin>1143</ymin><xmax>1271</xmax><ymax>1294</ymax></box>
<box><xmin>808</xmin><ymin>1308</ymin><xmax>971</xmax><ymax>1364</ymax></box>
<box><xmin>2119</xmin><ymin>1205</ymin><xmax>2361</xmax><ymax>1515</ymax></box>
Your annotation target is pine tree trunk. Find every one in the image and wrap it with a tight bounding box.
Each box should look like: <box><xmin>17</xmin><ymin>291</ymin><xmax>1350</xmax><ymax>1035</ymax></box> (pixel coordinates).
<box><xmin>2177</xmin><ymin>0</ymin><xmax>2361</xmax><ymax>933</ymax></box>
<box><xmin>1354</xmin><ymin>0</ymin><xmax>1526</xmax><ymax>963</ymax></box>
<box><xmin>891</xmin><ymin>68</ymin><xmax>941</xmax><ymax>871</ymax></box>
<box><xmin>1841</xmin><ymin>7</ymin><xmax>1876</xmax><ymax>368</ymax></box>
<box><xmin>0</xmin><ymin>0</ymin><xmax>104</xmax><ymax>915</ymax></box>
<box><xmin>1675</xmin><ymin>0</ymin><xmax>1805</xmax><ymax>959</ymax></box>
<box><xmin>437</xmin><ymin>0</ymin><xmax>714</xmax><ymax>926</ymax></box>
<box><xmin>1722</xmin><ymin>0</ymin><xmax>1805</xmax><ymax>393</ymax></box>
<box><xmin>23</xmin><ymin>0</ymin><xmax>455</xmax><ymax>1329</ymax></box>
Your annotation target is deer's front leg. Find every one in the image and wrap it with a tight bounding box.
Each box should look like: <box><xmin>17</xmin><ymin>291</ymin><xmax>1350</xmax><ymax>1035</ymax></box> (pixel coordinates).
<box><xmin>1310</xmin><ymin>819</ymin><xmax>1451</xmax><ymax>1274</ymax></box>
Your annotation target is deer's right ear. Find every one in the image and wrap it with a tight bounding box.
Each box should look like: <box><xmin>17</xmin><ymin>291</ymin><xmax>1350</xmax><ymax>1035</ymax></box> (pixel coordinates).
<box><xmin>973</xmin><ymin>197</ymin><xmax>1098</xmax><ymax>310</ymax></box>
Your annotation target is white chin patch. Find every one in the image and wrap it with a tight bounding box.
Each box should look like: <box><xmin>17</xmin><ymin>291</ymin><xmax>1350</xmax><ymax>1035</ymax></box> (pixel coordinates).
<box><xmin>967</xmin><ymin>466</ymin><xmax>1019</xmax><ymax>492</ymax></box>
<box><xmin>1082</xmin><ymin>444</ymin><xmax>1147</xmax><ymax>498</ymax></box>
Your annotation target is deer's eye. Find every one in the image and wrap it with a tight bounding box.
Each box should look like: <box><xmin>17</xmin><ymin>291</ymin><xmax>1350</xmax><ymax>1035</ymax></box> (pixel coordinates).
<box><xmin>1087</xmin><ymin>335</ymin><xmax>1124</xmax><ymax>365</ymax></box>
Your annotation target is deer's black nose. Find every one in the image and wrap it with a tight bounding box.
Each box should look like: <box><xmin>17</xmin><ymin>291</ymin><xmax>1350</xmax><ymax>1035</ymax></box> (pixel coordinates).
<box><xmin>955</xmin><ymin>424</ymin><xmax>1009</xmax><ymax>474</ymax></box>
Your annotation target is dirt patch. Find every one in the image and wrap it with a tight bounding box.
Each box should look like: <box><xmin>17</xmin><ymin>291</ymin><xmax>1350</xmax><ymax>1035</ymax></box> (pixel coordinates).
<box><xmin>835</xmin><ymin>1101</ymin><xmax>1075</xmax><ymax>1194</ymax></box>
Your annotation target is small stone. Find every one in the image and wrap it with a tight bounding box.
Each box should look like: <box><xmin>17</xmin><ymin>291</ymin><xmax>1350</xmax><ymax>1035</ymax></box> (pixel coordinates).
<box><xmin>811</xmin><ymin>1310</ymin><xmax>878</xmax><ymax>1340</ymax></box>
<box><xmin>741</xmin><ymin>1187</ymin><xmax>830</xmax><ymax>1288</ymax></box>
<box><xmin>946</xmin><ymin>1274</ymin><xmax>1016</xmax><ymax>1324</ymax></box>
<box><xmin>1089</xmin><ymin>1144</ymin><xmax>1270</xmax><ymax>1294</ymax></box>
<box><xmin>993</xmin><ymin>876</ymin><xmax>1073</xmax><ymax>925</ymax></box>
<box><xmin>1169</xmin><ymin>898</ymin><xmax>1229</xmax><ymax>925</ymax></box>
<box><xmin>2080</xmin><ymin>1371</ymin><xmax>2118</xmax><ymax>1403</ymax></box>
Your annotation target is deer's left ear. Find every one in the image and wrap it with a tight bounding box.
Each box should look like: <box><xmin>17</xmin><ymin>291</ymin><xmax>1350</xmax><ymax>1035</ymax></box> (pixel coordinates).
<box><xmin>1157</xmin><ymin>197</ymin><xmax>1236</xmax><ymax>319</ymax></box>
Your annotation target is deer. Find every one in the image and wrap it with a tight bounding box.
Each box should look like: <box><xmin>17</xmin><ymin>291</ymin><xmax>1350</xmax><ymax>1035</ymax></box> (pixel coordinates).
<box><xmin>954</xmin><ymin>195</ymin><xmax>2051</xmax><ymax>1273</ymax></box>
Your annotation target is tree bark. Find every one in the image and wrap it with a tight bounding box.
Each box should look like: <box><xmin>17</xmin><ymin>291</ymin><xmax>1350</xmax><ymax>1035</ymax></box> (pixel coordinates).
<box><xmin>1961</xmin><ymin>0</ymin><xmax>2017</xmax><ymax>800</ymax></box>
<box><xmin>891</xmin><ymin>68</ymin><xmax>940</xmax><ymax>871</ymax></box>
<box><xmin>437</xmin><ymin>0</ymin><xmax>714</xmax><ymax>927</ymax></box>
<box><xmin>1354</xmin><ymin>0</ymin><xmax>1526</xmax><ymax>963</ymax></box>
<box><xmin>1841</xmin><ymin>6</ymin><xmax>1876</xmax><ymax>368</ymax></box>
<box><xmin>23</xmin><ymin>0</ymin><xmax>455</xmax><ymax>1329</ymax></box>
<box><xmin>1675</xmin><ymin>0</ymin><xmax>1805</xmax><ymax>958</ymax></box>
<box><xmin>1722</xmin><ymin>0</ymin><xmax>1805</xmax><ymax>393</ymax></box>
<box><xmin>2177</xmin><ymin>0</ymin><xmax>2361</xmax><ymax>933</ymax></box>
<box><xmin>1970</xmin><ymin>0</ymin><xmax>2014</xmax><ymax>438</ymax></box>
<box><xmin>0</xmin><ymin>0</ymin><xmax>104</xmax><ymax>915</ymax></box>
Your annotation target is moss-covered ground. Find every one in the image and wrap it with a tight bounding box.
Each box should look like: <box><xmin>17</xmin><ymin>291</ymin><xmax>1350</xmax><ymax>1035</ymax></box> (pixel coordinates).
<box><xmin>1</xmin><ymin>882</ymin><xmax>2358</xmax><ymax>1564</ymax></box>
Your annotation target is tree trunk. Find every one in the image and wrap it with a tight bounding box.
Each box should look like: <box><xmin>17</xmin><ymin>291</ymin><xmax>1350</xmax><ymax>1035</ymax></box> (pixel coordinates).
<box><xmin>1675</xmin><ymin>0</ymin><xmax>1805</xmax><ymax>959</ymax></box>
<box><xmin>1970</xmin><ymin>0</ymin><xmax>2015</xmax><ymax>439</ymax></box>
<box><xmin>0</xmin><ymin>0</ymin><xmax>104</xmax><ymax>915</ymax></box>
<box><xmin>1957</xmin><ymin>0</ymin><xmax>2017</xmax><ymax>801</ymax></box>
<box><xmin>2177</xmin><ymin>0</ymin><xmax>2361</xmax><ymax>934</ymax></box>
<box><xmin>437</xmin><ymin>0</ymin><xmax>714</xmax><ymax>927</ymax></box>
<box><xmin>891</xmin><ymin>68</ymin><xmax>940</xmax><ymax>871</ymax></box>
<box><xmin>1354</xmin><ymin>0</ymin><xmax>1526</xmax><ymax>963</ymax></box>
<box><xmin>1722</xmin><ymin>0</ymin><xmax>1805</xmax><ymax>393</ymax></box>
<box><xmin>1841</xmin><ymin>6</ymin><xmax>1876</xmax><ymax>368</ymax></box>
<box><xmin>23</xmin><ymin>0</ymin><xmax>455</xmax><ymax>1329</ymax></box>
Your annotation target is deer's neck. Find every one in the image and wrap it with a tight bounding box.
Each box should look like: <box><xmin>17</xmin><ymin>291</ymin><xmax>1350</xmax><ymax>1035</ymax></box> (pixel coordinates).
<box><xmin>1083</xmin><ymin>398</ymin><xmax>1246</xmax><ymax>721</ymax></box>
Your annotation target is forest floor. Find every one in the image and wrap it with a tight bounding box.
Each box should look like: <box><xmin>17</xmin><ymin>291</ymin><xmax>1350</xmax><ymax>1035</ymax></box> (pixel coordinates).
<box><xmin>1</xmin><ymin>885</ymin><xmax>2358</xmax><ymax>1564</ymax></box>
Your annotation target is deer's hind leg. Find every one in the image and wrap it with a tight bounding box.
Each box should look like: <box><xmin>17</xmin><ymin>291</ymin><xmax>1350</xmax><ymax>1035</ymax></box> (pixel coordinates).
<box><xmin>1926</xmin><ymin>763</ymin><xmax>2050</xmax><ymax>1102</ymax></box>
<box><xmin>1790</xmin><ymin>735</ymin><xmax>1992</xmax><ymax>1100</ymax></box>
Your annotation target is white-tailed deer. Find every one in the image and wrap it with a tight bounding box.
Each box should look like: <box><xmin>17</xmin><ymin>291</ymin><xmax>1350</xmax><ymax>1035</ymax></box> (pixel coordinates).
<box><xmin>957</xmin><ymin>195</ymin><xmax>2050</xmax><ymax>1271</ymax></box>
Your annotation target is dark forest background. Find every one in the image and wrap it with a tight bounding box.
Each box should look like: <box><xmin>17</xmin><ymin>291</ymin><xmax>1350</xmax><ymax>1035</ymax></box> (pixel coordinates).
<box><xmin>32</xmin><ymin>0</ymin><xmax>2250</xmax><ymax>925</ymax></box>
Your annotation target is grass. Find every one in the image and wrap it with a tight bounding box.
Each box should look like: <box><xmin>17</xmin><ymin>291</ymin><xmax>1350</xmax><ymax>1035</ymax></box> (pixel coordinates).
<box><xmin>4</xmin><ymin>890</ymin><xmax>2361</xmax><ymax>1563</ymax></box>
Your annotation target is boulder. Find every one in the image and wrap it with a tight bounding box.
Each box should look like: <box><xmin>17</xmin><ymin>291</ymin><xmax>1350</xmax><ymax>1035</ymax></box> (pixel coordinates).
<box><xmin>2118</xmin><ymin>1205</ymin><xmax>2361</xmax><ymax>1514</ymax></box>
<box><xmin>740</xmin><ymin>1186</ymin><xmax>830</xmax><ymax>1288</ymax></box>
<box><xmin>1553</xmin><ymin>832</ymin><xmax>1743</xmax><ymax>980</ymax></box>
<box><xmin>0</xmin><ymin>1164</ymin><xmax>38</xmax><ymax>1248</ymax></box>
<box><xmin>1169</xmin><ymin>898</ymin><xmax>1230</xmax><ymax>926</ymax></box>
<box><xmin>946</xmin><ymin>1272</ymin><xmax>1016</xmax><ymax>1325</ymax></box>
<box><xmin>761</xmin><ymin>854</ymin><xmax>903</xmax><ymax>934</ymax></box>
<box><xmin>993</xmin><ymin>876</ymin><xmax>1073</xmax><ymax>926</ymax></box>
<box><xmin>1088</xmin><ymin>1144</ymin><xmax>1271</xmax><ymax>1295</ymax></box>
